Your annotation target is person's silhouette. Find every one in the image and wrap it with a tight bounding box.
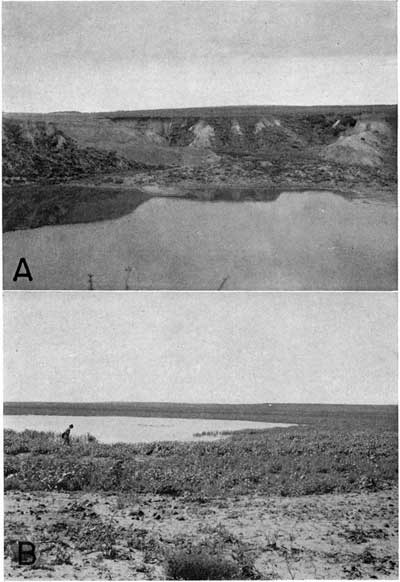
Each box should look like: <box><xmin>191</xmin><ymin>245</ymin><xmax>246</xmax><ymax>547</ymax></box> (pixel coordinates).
<box><xmin>61</xmin><ymin>424</ymin><xmax>74</xmax><ymax>446</ymax></box>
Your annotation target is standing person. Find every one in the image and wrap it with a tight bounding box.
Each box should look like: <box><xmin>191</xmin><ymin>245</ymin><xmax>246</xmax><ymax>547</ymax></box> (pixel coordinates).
<box><xmin>61</xmin><ymin>424</ymin><xmax>74</xmax><ymax>446</ymax></box>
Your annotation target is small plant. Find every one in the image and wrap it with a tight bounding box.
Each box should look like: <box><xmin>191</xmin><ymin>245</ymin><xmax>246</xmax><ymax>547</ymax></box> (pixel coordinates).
<box><xmin>52</xmin><ymin>544</ymin><xmax>72</xmax><ymax>565</ymax></box>
<box><xmin>124</xmin><ymin>265</ymin><xmax>133</xmax><ymax>290</ymax></box>
<box><xmin>270</xmin><ymin>461</ymin><xmax>282</xmax><ymax>474</ymax></box>
<box><xmin>165</xmin><ymin>548</ymin><xmax>242</xmax><ymax>580</ymax></box>
<box><xmin>4</xmin><ymin>475</ymin><xmax>21</xmax><ymax>491</ymax></box>
<box><xmin>87</xmin><ymin>273</ymin><xmax>95</xmax><ymax>290</ymax></box>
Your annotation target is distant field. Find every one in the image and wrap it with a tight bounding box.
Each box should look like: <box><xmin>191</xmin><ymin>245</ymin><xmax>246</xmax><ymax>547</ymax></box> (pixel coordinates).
<box><xmin>4</xmin><ymin>401</ymin><xmax>397</xmax><ymax>430</ymax></box>
<box><xmin>5</xmin><ymin>103</ymin><xmax>397</xmax><ymax>121</ymax></box>
<box><xmin>101</xmin><ymin>104</ymin><xmax>398</xmax><ymax>121</ymax></box>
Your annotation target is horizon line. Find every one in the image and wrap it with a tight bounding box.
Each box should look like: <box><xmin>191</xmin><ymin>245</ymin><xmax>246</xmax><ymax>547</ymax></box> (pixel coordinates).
<box><xmin>2</xmin><ymin>103</ymin><xmax>398</xmax><ymax>116</ymax></box>
<box><xmin>4</xmin><ymin>401</ymin><xmax>398</xmax><ymax>407</ymax></box>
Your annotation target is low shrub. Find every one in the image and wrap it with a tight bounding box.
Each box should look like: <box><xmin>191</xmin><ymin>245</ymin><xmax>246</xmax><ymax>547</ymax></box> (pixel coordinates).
<box><xmin>165</xmin><ymin>548</ymin><xmax>242</xmax><ymax>580</ymax></box>
<box><xmin>164</xmin><ymin>525</ymin><xmax>261</xmax><ymax>580</ymax></box>
<box><xmin>4</xmin><ymin>476</ymin><xmax>21</xmax><ymax>491</ymax></box>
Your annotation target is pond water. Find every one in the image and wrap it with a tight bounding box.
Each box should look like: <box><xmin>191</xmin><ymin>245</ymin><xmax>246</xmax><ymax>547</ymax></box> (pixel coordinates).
<box><xmin>4</xmin><ymin>191</ymin><xmax>397</xmax><ymax>290</ymax></box>
<box><xmin>3</xmin><ymin>415</ymin><xmax>291</xmax><ymax>444</ymax></box>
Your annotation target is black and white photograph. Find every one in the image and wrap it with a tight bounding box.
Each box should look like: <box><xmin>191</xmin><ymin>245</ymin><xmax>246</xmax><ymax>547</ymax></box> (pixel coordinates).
<box><xmin>3</xmin><ymin>291</ymin><xmax>398</xmax><ymax>579</ymax></box>
<box><xmin>2</xmin><ymin>1</ymin><xmax>398</xmax><ymax>581</ymax></box>
<box><xmin>2</xmin><ymin>0</ymin><xmax>397</xmax><ymax>290</ymax></box>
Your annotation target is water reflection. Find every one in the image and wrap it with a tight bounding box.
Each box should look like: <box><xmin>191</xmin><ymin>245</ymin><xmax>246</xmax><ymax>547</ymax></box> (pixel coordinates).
<box><xmin>4</xmin><ymin>190</ymin><xmax>397</xmax><ymax>290</ymax></box>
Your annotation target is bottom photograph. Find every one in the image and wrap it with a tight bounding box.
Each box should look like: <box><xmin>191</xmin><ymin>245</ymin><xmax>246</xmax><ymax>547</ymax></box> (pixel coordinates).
<box><xmin>3</xmin><ymin>291</ymin><xmax>398</xmax><ymax>580</ymax></box>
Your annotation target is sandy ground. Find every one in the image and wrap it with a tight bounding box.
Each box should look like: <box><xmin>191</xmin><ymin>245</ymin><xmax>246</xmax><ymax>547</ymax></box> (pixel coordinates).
<box><xmin>4</xmin><ymin>487</ymin><xmax>398</xmax><ymax>580</ymax></box>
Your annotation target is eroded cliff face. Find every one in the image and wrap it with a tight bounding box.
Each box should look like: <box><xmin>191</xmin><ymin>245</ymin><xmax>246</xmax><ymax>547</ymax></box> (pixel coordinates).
<box><xmin>3</xmin><ymin>105</ymin><xmax>397</xmax><ymax>184</ymax></box>
<box><xmin>51</xmin><ymin>108</ymin><xmax>398</xmax><ymax>166</ymax></box>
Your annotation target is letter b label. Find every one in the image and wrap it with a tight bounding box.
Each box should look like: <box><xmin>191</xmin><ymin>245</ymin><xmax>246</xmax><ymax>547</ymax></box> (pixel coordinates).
<box><xmin>18</xmin><ymin>541</ymin><xmax>36</xmax><ymax>565</ymax></box>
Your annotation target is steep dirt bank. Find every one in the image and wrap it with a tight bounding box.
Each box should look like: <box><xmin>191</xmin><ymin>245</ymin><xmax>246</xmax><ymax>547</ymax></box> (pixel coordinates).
<box><xmin>2</xmin><ymin>118</ymin><xmax>145</xmax><ymax>184</ymax></box>
<box><xmin>4</xmin><ymin>104</ymin><xmax>397</xmax><ymax>175</ymax></box>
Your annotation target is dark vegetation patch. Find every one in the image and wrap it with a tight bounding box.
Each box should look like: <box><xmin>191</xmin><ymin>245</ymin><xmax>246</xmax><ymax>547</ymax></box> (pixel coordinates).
<box><xmin>4</xmin><ymin>418</ymin><xmax>397</xmax><ymax>498</ymax></box>
<box><xmin>343</xmin><ymin>552</ymin><xmax>398</xmax><ymax>579</ymax></box>
<box><xmin>339</xmin><ymin>527</ymin><xmax>389</xmax><ymax>544</ymax></box>
<box><xmin>164</xmin><ymin>525</ymin><xmax>261</xmax><ymax>580</ymax></box>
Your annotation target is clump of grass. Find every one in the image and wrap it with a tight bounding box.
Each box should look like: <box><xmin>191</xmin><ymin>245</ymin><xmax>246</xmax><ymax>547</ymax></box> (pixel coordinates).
<box><xmin>193</xmin><ymin>429</ymin><xmax>259</xmax><ymax>437</ymax></box>
<box><xmin>193</xmin><ymin>430</ymin><xmax>224</xmax><ymax>437</ymax></box>
<box><xmin>165</xmin><ymin>525</ymin><xmax>261</xmax><ymax>580</ymax></box>
<box><xmin>4</xmin><ymin>475</ymin><xmax>21</xmax><ymax>491</ymax></box>
<box><xmin>77</xmin><ymin>432</ymin><xmax>98</xmax><ymax>445</ymax></box>
<box><xmin>165</xmin><ymin>548</ymin><xmax>242</xmax><ymax>580</ymax></box>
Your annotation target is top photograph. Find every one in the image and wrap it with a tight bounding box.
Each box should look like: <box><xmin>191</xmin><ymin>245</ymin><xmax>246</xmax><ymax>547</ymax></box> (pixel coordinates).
<box><xmin>2</xmin><ymin>0</ymin><xmax>397</xmax><ymax>291</ymax></box>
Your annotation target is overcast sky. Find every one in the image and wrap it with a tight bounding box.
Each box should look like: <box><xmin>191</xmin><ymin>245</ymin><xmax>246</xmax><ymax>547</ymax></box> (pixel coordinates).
<box><xmin>2</xmin><ymin>1</ymin><xmax>397</xmax><ymax>112</ymax></box>
<box><xmin>4</xmin><ymin>292</ymin><xmax>397</xmax><ymax>405</ymax></box>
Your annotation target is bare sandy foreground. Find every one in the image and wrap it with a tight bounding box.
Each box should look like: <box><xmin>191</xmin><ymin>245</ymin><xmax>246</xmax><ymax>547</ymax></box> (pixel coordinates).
<box><xmin>5</xmin><ymin>487</ymin><xmax>398</xmax><ymax>580</ymax></box>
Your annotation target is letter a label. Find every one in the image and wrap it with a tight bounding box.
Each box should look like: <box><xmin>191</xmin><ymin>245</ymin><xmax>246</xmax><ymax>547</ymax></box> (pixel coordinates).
<box><xmin>13</xmin><ymin>258</ymin><xmax>33</xmax><ymax>282</ymax></box>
